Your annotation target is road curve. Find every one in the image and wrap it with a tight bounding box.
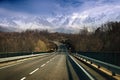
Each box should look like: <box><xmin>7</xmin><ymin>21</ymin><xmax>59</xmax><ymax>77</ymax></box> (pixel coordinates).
<box><xmin>0</xmin><ymin>43</ymin><xmax>117</xmax><ymax>80</ymax></box>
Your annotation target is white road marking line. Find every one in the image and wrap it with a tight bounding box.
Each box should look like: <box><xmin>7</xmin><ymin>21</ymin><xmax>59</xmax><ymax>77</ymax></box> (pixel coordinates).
<box><xmin>46</xmin><ymin>61</ymin><xmax>49</xmax><ymax>63</ymax></box>
<box><xmin>0</xmin><ymin>62</ymin><xmax>23</xmax><ymax>70</ymax></box>
<box><xmin>50</xmin><ymin>59</ymin><xmax>52</xmax><ymax>61</ymax></box>
<box><xmin>0</xmin><ymin>54</ymin><xmax>48</xmax><ymax>70</ymax></box>
<box><xmin>20</xmin><ymin>77</ymin><xmax>26</xmax><ymax>80</ymax></box>
<box><xmin>29</xmin><ymin>68</ymin><xmax>39</xmax><ymax>75</ymax></box>
<box><xmin>41</xmin><ymin>64</ymin><xmax>46</xmax><ymax>67</ymax></box>
<box><xmin>0</xmin><ymin>57</ymin><xmax>38</xmax><ymax>70</ymax></box>
<box><xmin>70</xmin><ymin>56</ymin><xmax>95</xmax><ymax>80</ymax></box>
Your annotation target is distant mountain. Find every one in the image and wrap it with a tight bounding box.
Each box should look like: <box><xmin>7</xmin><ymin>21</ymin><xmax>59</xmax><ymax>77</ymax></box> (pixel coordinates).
<box><xmin>0</xmin><ymin>25</ymin><xmax>19</xmax><ymax>32</ymax></box>
<box><xmin>0</xmin><ymin>26</ymin><xmax>9</xmax><ymax>32</ymax></box>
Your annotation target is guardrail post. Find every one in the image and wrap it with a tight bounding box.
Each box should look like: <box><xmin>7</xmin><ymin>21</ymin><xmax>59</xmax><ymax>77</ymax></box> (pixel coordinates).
<box><xmin>76</xmin><ymin>54</ymin><xmax>120</xmax><ymax>75</ymax></box>
<box><xmin>81</xmin><ymin>58</ymin><xmax>83</xmax><ymax>60</ymax></box>
<box><xmin>112</xmin><ymin>72</ymin><xmax>116</xmax><ymax>76</ymax></box>
<box><xmin>90</xmin><ymin>62</ymin><xmax>92</xmax><ymax>64</ymax></box>
<box><xmin>97</xmin><ymin>65</ymin><xmax>100</xmax><ymax>68</ymax></box>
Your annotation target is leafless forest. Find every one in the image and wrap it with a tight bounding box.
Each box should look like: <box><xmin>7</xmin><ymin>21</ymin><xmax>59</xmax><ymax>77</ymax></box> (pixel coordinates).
<box><xmin>0</xmin><ymin>21</ymin><xmax>120</xmax><ymax>53</ymax></box>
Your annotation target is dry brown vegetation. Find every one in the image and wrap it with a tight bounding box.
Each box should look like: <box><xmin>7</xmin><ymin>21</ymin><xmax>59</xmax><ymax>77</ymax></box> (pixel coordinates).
<box><xmin>60</xmin><ymin>21</ymin><xmax>120</xmax><ymax>52</ymax></box>
<box><xmin>0</xmin><ymin>30</ymin><xmax>57</xmax><ymax>52</ymax></box>
<box><xmin>0</xmin><ymin>21</ymin><xmax>120</xmax><ymax>53</ymax></box>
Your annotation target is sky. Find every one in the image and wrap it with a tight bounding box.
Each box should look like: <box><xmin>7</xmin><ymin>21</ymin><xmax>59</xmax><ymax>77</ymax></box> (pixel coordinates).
<box><xmin>0</xmin><ymin>0</ymin><xmax>120</xmax><ymax>33</ymax></box>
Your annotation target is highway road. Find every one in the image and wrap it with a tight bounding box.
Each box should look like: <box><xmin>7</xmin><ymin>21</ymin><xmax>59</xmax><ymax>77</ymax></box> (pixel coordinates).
<box><xmin>0</xmin><ymin>44</ymin><xmax>117</xmax><ymax>80</ymax></box>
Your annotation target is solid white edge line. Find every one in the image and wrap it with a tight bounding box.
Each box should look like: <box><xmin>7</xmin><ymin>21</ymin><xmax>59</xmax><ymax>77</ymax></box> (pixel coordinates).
<box><xmin>70</xmin><ymin>55</ymin><xmax>95</xmax><ymax>80</ymax></box>
<box><xmin>29</xmin><ymin>68</ymin><xmax>39</xmax><ymax>75</ymax></box>
<box><xmin>0</xmin><ymin>62</ymin><xmax>23</xmax><ymax>70</ymax></box>
<box><xmin>0</xmin><ymin>53</ymin><xmax>50</xmax><ymax>70</ymax></box>
<box><xmin>20</xmin><ymin>77</ymin><xmax>26</xmax><ymax>80</ymax></box>
<box><xmin>41</xmin><ymin>64</ymin><xmax>46</xmax><ymax>67</ymax></box>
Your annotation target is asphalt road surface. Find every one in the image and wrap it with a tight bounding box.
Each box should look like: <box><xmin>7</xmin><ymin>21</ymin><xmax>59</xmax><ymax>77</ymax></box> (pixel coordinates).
<box><xmin>0</xmin><ymin>44</ymin><xmax>116</xmax><ymax>80</ymax></box>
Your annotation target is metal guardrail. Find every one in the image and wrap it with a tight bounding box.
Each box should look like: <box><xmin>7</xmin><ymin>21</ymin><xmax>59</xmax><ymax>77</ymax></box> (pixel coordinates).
<box><xmin>76</xmin><ymin>54</ymin><xmax>120</xmax><ymax>75</ymax></box>
<box><xmin>76</xmin><ymin>52</ymin><xmax>120</xmax><ymax>66</ymax></box>
<box><xmin>0</xmin><ymin>53</ymin><xmax>50</xmax><ymax>63</ymax></box>
<box><xmin>68</xmin><ymin>55</ymin><xmax>95</xmax><ymax>80</ymax></box>
<box><xmin>0</xmin><ymin>51</ymin><xmax>48</xmax><ymax>58</ymax></box>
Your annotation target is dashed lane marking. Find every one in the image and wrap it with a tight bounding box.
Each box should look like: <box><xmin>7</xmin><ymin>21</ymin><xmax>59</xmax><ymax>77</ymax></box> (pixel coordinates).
<box><xmin>20</xmin><ymin>77</ymin><xmax>26</xmax><ymax>80</ymax></box>
<box><xmin>20</xmin><ymin>56</ymin><xmax>56</xmax><ymax>80</ymax></box>
<box><xmin>50</xmin><ymin>59</ymin><xmax>53</xmax><ymax>61</ymax></box>
<box><xmin>46</xmin><ymin>61</ymin><xmax>49</xmax><ymax>63</ymax></box>
<box><xmin>29</xmin><ymin>68</ymin><xmax>39</xmax><ymax>75</ymax></box>
<box><xmin>41</xmin><ymin>64</ymin><xmax>46</xmax><ymax>67</ymax></box>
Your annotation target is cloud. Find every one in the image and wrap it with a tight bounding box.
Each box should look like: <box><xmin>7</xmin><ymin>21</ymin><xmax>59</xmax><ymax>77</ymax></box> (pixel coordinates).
<box><xmin>0</xmin><ymin>0</ymin><xmax>120</xmax><ymax>33</ymax></box>
<box><xmin>69</xmin><ymin>4</ymin><xmax>120</xmax><ymax>26</ymax></box>
<box><xmin>0</xmin><ymin>7</ymin><xmax>32</xmax><ymax>17</ymax></box>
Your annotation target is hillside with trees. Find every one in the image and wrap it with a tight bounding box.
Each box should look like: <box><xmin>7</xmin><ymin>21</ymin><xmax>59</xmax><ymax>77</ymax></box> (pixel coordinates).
<box><xmin>0</xmin><ymin>21</ymin><xmax>120</xmax><ymax>53</ymax></box>
<box><xmin>0</xmin><ymin>30</ymin><xmax>57</xmax><ymax>52</ymax></box>
<box><xmin>65</xmin><ymin>21</ymin><xmax>120</xmax><ymax>52</ymax></box>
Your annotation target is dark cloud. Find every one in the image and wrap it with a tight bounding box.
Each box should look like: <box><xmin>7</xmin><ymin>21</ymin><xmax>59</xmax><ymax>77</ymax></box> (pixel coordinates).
<box><xmin>0</xmin><ymin>0</ymin><xmax>24</xmax><ymax>4</ymax></box>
